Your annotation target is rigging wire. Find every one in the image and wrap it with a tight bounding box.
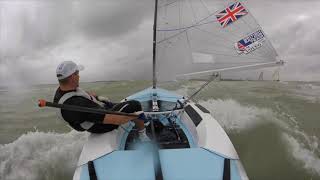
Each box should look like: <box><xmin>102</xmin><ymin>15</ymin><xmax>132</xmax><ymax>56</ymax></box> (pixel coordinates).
<box><xmin>200</xmin><ymin>0</ymin><xmax>211</xmax><ymax>15</ymax></box>
<box><xmin>158</xmin><ymin>0</ymin><xmax>180</xmax><ymax>9</ymax></box>
<box><xmin>157</xmin><ymin>0</ymin><xmax>278</xmax><ymax>61</ymax></box>
<box><xmin>186</xmin><ymin>73</ymin><xmax>219</xmax><ymax>102</ymax></box>
<box><xmin>157</xmin><ymin>2</ymin><xmax>249</xmax><ymax>46</ymax></box>
<box><xmin>179</xmin><ymin>0</ymin><xmax>182</xmax><ymax>33</ymax></box>
<box><xmin>159</xmin><ymin>26</ymin><xmax>277</xmax><ymax>63</ymax></box>
<box><xmin>185</xmin><ymin>30</ymin><xmax>192</xmax><ymax>54</ymax></box>
<box><xmin>156</xmin><ymin>0</ymin><xmax>282</xmax><ymax>82</ymax></box>
<box><xmin>186</xmin><ymin>0</ymin><xmax>199</xmax><ymax>23</ymax></box>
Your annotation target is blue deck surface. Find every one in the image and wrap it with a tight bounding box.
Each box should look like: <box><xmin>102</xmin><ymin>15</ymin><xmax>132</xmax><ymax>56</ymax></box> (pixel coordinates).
<box><xmin>80</xmin><ymin>148</ymin><xmax>242</xmax><ymax>180</ymax></box>
<box><xmin>159</xmin><ymin>148</ymin><xmax>224</xmax><ymax>180</ymax></box>
<box><xmin>80</xmin><ymin>150</ymin><xmax>155</xmax><ymax>180</ymax></box>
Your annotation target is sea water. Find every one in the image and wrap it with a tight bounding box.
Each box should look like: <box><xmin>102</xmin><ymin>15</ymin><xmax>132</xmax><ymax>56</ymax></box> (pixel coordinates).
<box><xmin>0</xmin><ymin>80</ymin><xmax>319</xmax><ymax>180</ymax></box>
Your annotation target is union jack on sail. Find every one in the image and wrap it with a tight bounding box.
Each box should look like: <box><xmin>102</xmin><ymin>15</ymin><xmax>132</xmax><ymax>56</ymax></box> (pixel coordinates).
<box><xmin>216</xmin><ymin>2</ymin><xmax>248</xmax><ymax>28</ymax></box>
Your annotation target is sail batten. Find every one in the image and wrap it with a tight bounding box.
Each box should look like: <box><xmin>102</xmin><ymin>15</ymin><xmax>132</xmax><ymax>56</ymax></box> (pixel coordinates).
<box><xmin>156</xmin><ymin>0</ymin><xmax>281</xmax><ymax>81</ymax></box>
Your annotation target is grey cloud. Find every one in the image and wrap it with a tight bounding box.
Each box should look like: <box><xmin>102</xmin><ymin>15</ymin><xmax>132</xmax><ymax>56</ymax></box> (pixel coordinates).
<box><xmin>0</xmin><ymin>0</ymin><xmax>152</xmax><ymax>60</ymax></box>
<box><xmin>1</xmin><ymin>0</ymin><xmax>320</xmax><ymax>85</ymax></box>
<box><xmin>245</xmin><ymin>0</ymin><xmax>320</xmax><ymax>56</ymax></box>
<box><xmin>272</xmin><ymin>18</ymin><xmax>320</xmax><ymax>56</ymax></box>
<box><xmin>74</xmin><ymin>0</ymin><xmax>152</xmax><ymax>39</ymax></box>
<box><xmin>21</xmin><ymin>3</ymin><xmax>73</xmax><ymax>49</ymax></box>
<box><xmin>0</xmin><ymin>1</ymin><xmax>73</xmax><ymax>59</ymax></box>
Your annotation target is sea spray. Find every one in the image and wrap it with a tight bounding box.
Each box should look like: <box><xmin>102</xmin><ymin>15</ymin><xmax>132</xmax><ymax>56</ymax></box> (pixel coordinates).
<box><xmin>282</xmin><ymin>133</ymin><xmax>320</xmax><ymax>176</ymax></box>
<box><xmin>198</xmin><ymin>97</ymin><xmax>320</xmax><ymax>177</ymax></box>
<box><xmin>1</xmin><ymin>81</ymin><xmax>320</xmax><ymax>179</ymax></box>
<box><xmin>0</xmin><ymin>131</ymin><xmax>88</xmax><ymax>180</ymax></box>
<box><xmin>198</xmin><ymin>98</ymin><xmax>274</xmax><ymax>132</ymax></box>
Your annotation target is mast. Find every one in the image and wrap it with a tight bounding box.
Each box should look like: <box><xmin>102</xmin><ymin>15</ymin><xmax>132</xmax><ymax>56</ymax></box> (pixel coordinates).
<box><xmin>152</xmin><ymin>0</ymin><xmax>158</xmax><ymax>89</ymax></box>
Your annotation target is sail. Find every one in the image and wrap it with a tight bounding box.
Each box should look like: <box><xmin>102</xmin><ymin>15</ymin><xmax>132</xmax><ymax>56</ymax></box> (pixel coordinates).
<box><xmin>155</xmin><ymin>0</ymin><xmax>282</xmax><ymax>81</ymax></box>
<box><xmin>258</xmin><ymin>72</ymin><xmax>264</xmax><ymax>81</ymax></box>
<box><xmin>272</xmin><ymin>68</ymin><xmax>280</xmax><ymax>81</ymax></box>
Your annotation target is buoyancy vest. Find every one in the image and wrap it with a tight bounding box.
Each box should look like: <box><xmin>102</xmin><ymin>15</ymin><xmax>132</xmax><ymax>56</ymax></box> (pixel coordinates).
<box><xmin>56</xmin><ymin>87</ymin><xmax>105</xmax><ymax>130</ymax></box>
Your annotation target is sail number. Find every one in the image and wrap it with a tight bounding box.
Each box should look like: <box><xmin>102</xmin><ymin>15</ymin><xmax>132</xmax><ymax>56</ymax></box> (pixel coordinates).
<box><xmin>235</xmin><ymin>29</ymin><xmax>266</xmax><ymax>54</ymax></box>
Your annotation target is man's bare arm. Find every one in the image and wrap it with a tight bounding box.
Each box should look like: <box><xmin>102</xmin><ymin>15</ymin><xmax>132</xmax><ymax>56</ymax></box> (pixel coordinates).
<box><xmin>103</xmin><ymin>114</ymin><xmax>133</xmax><ymax>125</ymax></box>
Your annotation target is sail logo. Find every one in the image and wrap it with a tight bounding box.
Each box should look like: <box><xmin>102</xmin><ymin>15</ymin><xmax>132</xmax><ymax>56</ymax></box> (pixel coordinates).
<box><xmin>235</xmin><ymin>30</ymin><xmax>266</xmax><ymax>54</ymax></box>
<box><xmin>216</xmin><ymin>2</ymin><xmax>248</xmax><ymax>28</ymax></box>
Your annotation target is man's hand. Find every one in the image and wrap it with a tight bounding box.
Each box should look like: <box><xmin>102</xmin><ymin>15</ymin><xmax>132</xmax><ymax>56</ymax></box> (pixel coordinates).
<box><xmin>133</xmin><ymin>111</ymin><xmax>147</xmax><ymax>122</ymax></box>
<box><xmin>97</xmin><ymin>96</ymin><xmax>109</xmax><ymax>102</ymax></box>
<box><xmin>97</xmin><ymin>96</ymin><xmax>114</xmax><ymax>109</ymax></box>
<box><xmin>87</xmin><ymin>91</ymin><xmax>97</xmax><ymax>97</ymax></box>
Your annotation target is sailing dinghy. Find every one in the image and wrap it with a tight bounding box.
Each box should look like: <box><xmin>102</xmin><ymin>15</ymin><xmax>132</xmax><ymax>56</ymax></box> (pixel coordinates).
<box><xmin>73</xmin><ymin>0</ymin><xmax>283</xmax><ymax>179</ymax></box>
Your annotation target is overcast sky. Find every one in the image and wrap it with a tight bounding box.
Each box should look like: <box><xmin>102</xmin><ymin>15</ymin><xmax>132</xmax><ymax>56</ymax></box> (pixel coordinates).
<box><xmin>0</xmin><ymin>0</ymin><xmax>319</xmax><ymax>86</ymax></box>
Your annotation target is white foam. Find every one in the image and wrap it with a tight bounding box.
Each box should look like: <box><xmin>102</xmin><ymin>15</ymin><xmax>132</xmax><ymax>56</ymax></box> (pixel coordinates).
<box><xmin>0</xmin><ymin>131</ymin><xmax>88</xmax><ymax>180</ymax></box>
<box><xmin>297</xmin><ymin>83</ymin><xmax>320</xmax><ymax>90</ymax></box>
<box><xmin>199</xmin><ymin>98</ymin><xmax>320</xmax><ymax>177</ymax></box>
<box><xmin>282</xmin><ymin>133</ymin><xmax>320</xmax><ymax>176</ymax></box>
<box><xmin>292</xmin><ymin>83</ymin><xmax>320</xmax><ymax>103</ymax></box>
<box><xmin>174</xmin><ymin>85</ymin><xmax>189</xmax><ymax>97</ymax></box>
<box><xmin>198</xmin><ymin>99</ymin><xmax>274</xmax><ymax>131</ymax></box>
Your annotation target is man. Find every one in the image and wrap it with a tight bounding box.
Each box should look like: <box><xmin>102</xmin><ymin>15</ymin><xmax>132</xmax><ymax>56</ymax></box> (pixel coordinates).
<box><xmin>53</xmin><ymin>61</ymin><xmax>150</xmax><ymax>141</ymax></box>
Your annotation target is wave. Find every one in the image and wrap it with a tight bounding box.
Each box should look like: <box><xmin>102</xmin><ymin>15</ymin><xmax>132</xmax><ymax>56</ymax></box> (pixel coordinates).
<box><xmin>173</xmin><ymin>85</ymin><xmax>189</xmax><ymax>97</ymax></box>
<box><xmin>1</xmin><ymin>94</ymin><xmax>319</xmax><ymax>179</ymax></box>
<box><xmin>0</xmin><ymin>131</ymin><xmax>88</xmax><ymax>180</ymax></box>
<box><xmin>282</xmin><ymin>133</ymin><xmax>320</xmax><ymax>176</ymax></box>
<box><xmin>198</xmin><ymin>99</ymin><xmax>274</xmax><ymax>132</ymax></box>
<box><xmin>297</xmin><ymin>83</ymin><xmax>320</xmax><ymax>90</ymax></box>
<box><xmin>291</xmin><ymin>83</ymin><xmax>320</xmax><ymax>103</ymax></box>
<box><xmin>198</xmin><ymin>97</ymin><xmax>320</xmax><ymax>177</ymax></box>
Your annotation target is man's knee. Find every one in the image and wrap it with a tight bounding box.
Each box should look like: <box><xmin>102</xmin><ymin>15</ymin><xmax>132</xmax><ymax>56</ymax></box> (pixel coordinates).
<box><xmin>112</xmin><ymin>100</ymin><xmax>142</xmax><ymax>113</ymax></box>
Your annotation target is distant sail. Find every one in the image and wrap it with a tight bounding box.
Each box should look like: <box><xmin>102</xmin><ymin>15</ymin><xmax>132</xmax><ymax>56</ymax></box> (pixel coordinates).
<box><xmin>156</xmin><ymin>0</ymin><xmax>282</xmax><ymax>81</ymax></box>
<box><xmin>272</xmin><ymin>68</ymin><xmax>280</xmax><ymax>81</ymax></box>
<box><xmin>258</xmin><ymin>72</ymin><xmax>264</xmax><ymax>81</ymax></box>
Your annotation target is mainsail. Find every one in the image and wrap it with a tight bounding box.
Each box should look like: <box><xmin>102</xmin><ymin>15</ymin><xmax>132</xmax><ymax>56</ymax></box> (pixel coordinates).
<box><xmin>155</xmin><ymin>0</ymin><xmax>282</xmax><ymax>81</ymax></box>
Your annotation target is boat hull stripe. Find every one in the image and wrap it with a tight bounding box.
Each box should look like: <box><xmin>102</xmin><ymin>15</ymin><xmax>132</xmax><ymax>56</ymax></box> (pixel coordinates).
<box><xmin>88</xmin><ymin>161</ymin><xmax>97</xmax><ymax>180</ymax></box>
<box><xmin>185</xmin><ymin>105</ymin><xmax>202</xmax><ymax>126</ymax></box>
<box><xmin>223</xmin><ymin>159</ymin><xmax>231</xmax><ymax>180</ymax></box>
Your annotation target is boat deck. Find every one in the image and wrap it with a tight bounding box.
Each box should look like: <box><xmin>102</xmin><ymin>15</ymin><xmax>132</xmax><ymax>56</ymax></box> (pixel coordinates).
<box><xmin>79</xmin><ymin>148</ymin><xmax>242</xmax><ymax>180</ymax></box>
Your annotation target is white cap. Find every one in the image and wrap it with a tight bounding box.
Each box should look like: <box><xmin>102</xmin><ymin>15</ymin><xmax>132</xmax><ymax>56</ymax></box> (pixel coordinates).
<box><xmin>56</xmin><ymin>61</ymin><xmax>84</xmax><ymax>80</ymax></box>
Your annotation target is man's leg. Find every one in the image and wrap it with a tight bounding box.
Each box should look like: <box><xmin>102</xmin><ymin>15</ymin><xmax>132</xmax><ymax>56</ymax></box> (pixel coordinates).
<box><xmin>111</xmin><ymin>100</ymin><xmax>145</xmax><ymax>130</ymax></box>
<box><xmin>112</xmin><ymin>100</ymin><xmax>150</xmax><ymax>141</ymax></box>
<box><xmin>132</xmin><ymin>119</ymin><xmax>145</xmax><ymax>131</ymax></box>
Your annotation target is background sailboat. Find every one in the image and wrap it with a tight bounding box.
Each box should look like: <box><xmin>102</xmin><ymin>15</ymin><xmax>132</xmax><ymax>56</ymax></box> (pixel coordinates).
<box><xmin>258</xmin><ymin>71</ymin><xmax>264</xmax><ymax>81</ymax></box>
<box><xmin>272</xmin><ymin>68</ymin><xmax>281</xmax><ymax>81</ymax></box>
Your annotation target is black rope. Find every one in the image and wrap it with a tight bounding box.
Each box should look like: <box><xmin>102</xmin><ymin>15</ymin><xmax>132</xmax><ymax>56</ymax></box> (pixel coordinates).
<box><xmin>40</xmin><ymin>101</ymin><xmax>138</xmax><ymax>117</ymax></box>
<box><xmin>88</xmin><ymin>161</ymin><xmax>98</xmax><ymax>180</ymax></box>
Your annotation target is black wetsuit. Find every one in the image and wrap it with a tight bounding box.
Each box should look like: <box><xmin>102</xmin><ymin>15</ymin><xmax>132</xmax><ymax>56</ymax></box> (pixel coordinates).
<box><xmin>53</xmin><ymin>88</ymin><xmax>142</xmax><ymax>134</ymax></box>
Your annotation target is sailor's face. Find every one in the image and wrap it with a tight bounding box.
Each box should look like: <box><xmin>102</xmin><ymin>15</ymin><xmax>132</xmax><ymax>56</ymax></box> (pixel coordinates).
<box><xmin>72</xmin><ymin>71</ymin><xmax>80</xmax><ymax>87</ymax></box>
